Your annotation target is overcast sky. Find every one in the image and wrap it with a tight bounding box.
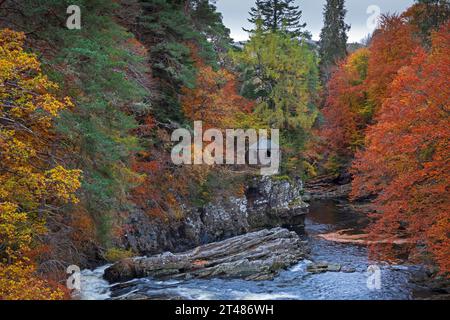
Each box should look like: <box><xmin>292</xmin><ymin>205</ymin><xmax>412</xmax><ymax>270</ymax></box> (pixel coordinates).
<box><xmin>216</xmin><ymin>0</ymin><xmax>415</xmax><ymax>43</ymax></box>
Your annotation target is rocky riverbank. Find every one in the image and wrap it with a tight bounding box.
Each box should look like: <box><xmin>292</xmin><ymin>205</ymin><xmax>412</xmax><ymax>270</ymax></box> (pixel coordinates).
<box><xmin>305</xmin><ymin>178</ymin><xmax>450</xmax><ymax>301</ymax></box>
<box><xmin>79</xmin><ymin>200</ymin><xmax>424</xmax><ymax>300</ymax></box>
<box><xmin>118</xmin><ymin>176</ymin><xmax>308</xmax><ymax>256</ymax></box>
<box><xmin>104</xmin><ymin>227</ymin><xmax>309</xmax><ymax>283</ymax></box>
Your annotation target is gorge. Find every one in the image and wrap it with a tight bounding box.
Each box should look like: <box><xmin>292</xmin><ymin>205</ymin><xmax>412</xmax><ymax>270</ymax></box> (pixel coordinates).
<box><xmin>78</xmin><ymin>176</ymin><xmax>445</xmax><ymax>300</ymax></box>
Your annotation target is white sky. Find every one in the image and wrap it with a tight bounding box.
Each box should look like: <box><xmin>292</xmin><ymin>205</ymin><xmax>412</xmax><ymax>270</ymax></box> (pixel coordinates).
<box><xmin>216</xmin><ymin>0</ymin><xmax>415</xmax><ymax>43</ymax></box>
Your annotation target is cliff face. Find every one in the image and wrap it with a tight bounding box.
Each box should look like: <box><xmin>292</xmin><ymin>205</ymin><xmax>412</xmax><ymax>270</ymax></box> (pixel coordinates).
<box><xmin>120</xmin><ymin>176</ymin><xmax>309</xmax><ymax>256</ymax></box>
<box><xmin>246</xmin><ymin>176</ymin><xmax>308</xmax><ymax>233</ymax></box>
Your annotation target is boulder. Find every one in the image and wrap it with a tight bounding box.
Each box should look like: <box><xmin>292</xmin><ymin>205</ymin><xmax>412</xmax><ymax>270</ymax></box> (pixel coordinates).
<box><xmin>104</xmin><ymin>227</ymin><xmax>308</xmax><ymax>283</ymax></box>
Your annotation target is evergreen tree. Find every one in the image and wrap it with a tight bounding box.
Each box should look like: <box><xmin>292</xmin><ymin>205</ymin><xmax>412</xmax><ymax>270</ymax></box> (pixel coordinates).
<box><xmin>0</xmin><ymin>0</ymin><xmax>149</xmax><ymax>244</ymax></box>
<box><xmin>245</xmin><ymin>0</ymin><xmax>310</xmax><ymax>38</ymax></box>
<box><xmin>137</xmin><ymin>0</ymin><xmax>231</xmax><ymax>122</ymax></box>
<box><xmin>319</xmin><ymin>0</ymin><xmax>350</xmax><ymax>80</ymax></box>
<box><xmin>406</xmin><ymin>0</ymin><xmax>450</xmax><ymax>45</ymax></box>
<box><xmin>190</xmin><ymin>0</ymin><xmax>232</xmax><ymax>55</ymax></box>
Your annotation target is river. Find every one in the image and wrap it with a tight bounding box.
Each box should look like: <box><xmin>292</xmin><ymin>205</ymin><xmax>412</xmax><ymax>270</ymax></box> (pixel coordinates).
<box><xmin>79</xmin><ymin>200</ymin><xmax>424</xmax><ymax>300</ymax></box>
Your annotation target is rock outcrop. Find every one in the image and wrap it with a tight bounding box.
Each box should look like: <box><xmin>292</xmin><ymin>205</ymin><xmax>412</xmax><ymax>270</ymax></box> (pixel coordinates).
<box><xmin>304</xmin><ymin>173</ymin><xmax>351</xmax><ymax>200</ymax></box>
<box><xmin>104</xmin><ymin>227</ymin><xmax>308</xmax><ymax>283</ymax></box>
<box><xmin>246</xmin><ymin>176</ymin><xmax>308</xmax><ymax>233</ymax></box>
<box><xmin>120</xmin><ymin>176</ymin><xmax>308</xmax><ymax>256</ymax></box>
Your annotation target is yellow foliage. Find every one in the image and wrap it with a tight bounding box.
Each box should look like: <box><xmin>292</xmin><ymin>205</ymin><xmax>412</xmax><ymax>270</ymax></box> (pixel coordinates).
<box><xmin>45</xmin><ymin>166</ymin><xmax>82</xmax><ymax>204</ymax></box>
<box><xmin>0</xmin><ymin>202</ymin><xmax>33</xmax><ymax>261</ymax></box>
<box><xmin>104</xmin><ymin>248</ymin><xmax>134</xmax><ymax>263</ymax></box>
<box><xmin>0</xmin><ymin>29</ymin><xmax>81</xmax><ymax>300</ymax></box>
<box><xmin>0</xmin><ymin>261</ymin><xmax>66</xmax><ymax>300</ymax></box>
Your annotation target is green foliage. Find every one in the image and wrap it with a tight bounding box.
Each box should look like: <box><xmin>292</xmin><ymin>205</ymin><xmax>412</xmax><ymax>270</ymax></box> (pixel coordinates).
<box><xmin>190</xmin><ymin>0</ymin><xmax>233</xmax><ymax>55</ymax></box>
<box><xmin>138</xmin><ymin>0</ymin><xmax>231</xmax><ymax>123</ymax></box>
<box><xmin>246</xmin><ymin>0</ymin><xmax>310</xmax><ymax>38</ymax></box>
<box><xmin>233</xmin><ymin>27</ymin><xmax>319</xmax><ymax>132</ymax></box>
<box><xmin>319</xmin><ymin>0</ymin><xmax>350</xmax><ymax>79</ymax></box>
<box><xmin>232</xmin><ymin>25</ymin><xmax>320</xmax><ymax>175</ymax></box>
<box><xmin>0</xmin><ymin>0</ymin><xmax>149</xmax><ymax>244</ymax></box>
<box><xmin>408</xmin><ymin>0</ymin><xmax>450</xmax><ymax>46</ymax></box>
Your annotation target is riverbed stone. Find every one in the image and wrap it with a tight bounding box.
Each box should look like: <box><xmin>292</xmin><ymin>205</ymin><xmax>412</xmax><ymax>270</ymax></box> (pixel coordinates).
<box><xmin>104</xmin><ymin>227</ymin><xmax>309</xmax><ymax>283</ymax></box>
<box><xmin>341</xmin><ymin>266</ymin><xmax>357</xmax><ymax>273</ymax></box>
<box><xmin>307</xmin><ymin>263</ymin><xmax>342</xmax><ymax>273</ymax></box>
<box><xmin>304</xmin><ymin>173</ymin><xmax>352</xmax><ymax>200</ymax></box>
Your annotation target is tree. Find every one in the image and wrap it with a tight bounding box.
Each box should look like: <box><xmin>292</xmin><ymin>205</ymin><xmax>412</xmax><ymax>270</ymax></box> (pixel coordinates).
<box><xmin>181</xmin><ymin>45</ymin><xmax>253</xmax><ymax>129</ymax></box>
<box><xmin>405</xmin><ymin>0</ymin><xmax>450</xmax><ymax>45</ymax></box>
<box><xmin>137</xmin><ymin>0</ymin><xmax>232</xmax><ymax>122</ymax></box>
<box><xmin>0</xmin><ymin>29</ymin><xmax>81</xmax><ymax>299</ymax></box>
<box><xmin>232</xmin><ymin>25</ymin><xmax>320</xmax><ymax>174</ymax></box>
<box><xmin>0</xmin><ymin>0</ymin><xmax>150</xmax><ymax>248</ymax></box>
<box><xmin>351</xmin><ymin>22</ymin><xmax>450</xmax><ymax>274</ymax></box>
<box><xmin>128</xmin><ymin>1</ymin><xmax>238</xmax><ymax>221</ymax></box>
<box><xmin>245</xmin><ymin>0</ymin><xmax>310</xmax><ymax>38</ymax></box>
<box><xmin>189</xmin><ymin>0</ymin><xmax>233</xmax><ymax>57</ymax></box>
<box><xmin>234</xmin><ymin>26</ymin><xmax>319</xmax><ymax>132</ymax></box>
<box><xmin>365</xmin><ymin>14</ymin><xmax>421</xmax><ymax>112</ymax></box>
<box><xmin>319</xmin><ymin>0</ymin><xmax>350</xmax><ymax>80</ymax></box>
<box><xmin>318</xmin><ymin>48</ymin><xmax>370</xmax><ymax>171</ymax></box>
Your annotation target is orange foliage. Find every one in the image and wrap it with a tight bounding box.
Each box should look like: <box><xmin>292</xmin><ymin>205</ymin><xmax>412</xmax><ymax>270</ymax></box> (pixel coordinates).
<box><xmin>125</xmin><ymin>37</ymin><xmax>148</xmax><ymax>57</ymax></box>
<box><xmin>130</xmin><ymin>44</ymin><xmax>254</xmax><ymax>221</ymax></box>
<box><xmin>366</xmin><ymin>14</ymin><xmax>421</xmax><ymax>111</ymax></box>
<box><xmin>320</xmin><ymin>48</ymin><xmax>370</xmax><ymax>161</ymax></box>
<box><xmin>182</xmin><ymin>44</ymin><xmax>253</xmax><ymax>129</ymax></box>
<box><xmin>131</xmin><ymin>132</ymin><xmax>197</xmax><ymax>220</ymax></box>
<box><xmin>351</xmin><ymin>23</ymin><xmax>450</xmax><ymax>274</ymax></box>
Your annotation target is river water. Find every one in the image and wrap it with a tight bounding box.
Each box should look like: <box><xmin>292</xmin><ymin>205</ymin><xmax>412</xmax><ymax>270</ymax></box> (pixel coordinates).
<box><xmin>80</xmin><ymin>200</ymin><xmax>423</xmax><ymax>300</ymax></box>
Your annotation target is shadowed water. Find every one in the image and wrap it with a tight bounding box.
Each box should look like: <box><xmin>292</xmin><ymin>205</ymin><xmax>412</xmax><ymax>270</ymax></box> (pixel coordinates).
<box><xmin>80</xmin><ymin>200</ymin><xmax>422</xmax><ymax>300</ymax></box>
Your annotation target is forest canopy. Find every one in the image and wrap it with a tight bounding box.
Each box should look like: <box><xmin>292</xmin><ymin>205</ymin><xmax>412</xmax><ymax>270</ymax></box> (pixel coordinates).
<box><xmin>0</xmin><ymin>0</ymin><xmax>448</xmax><ymax>299</ymax></box>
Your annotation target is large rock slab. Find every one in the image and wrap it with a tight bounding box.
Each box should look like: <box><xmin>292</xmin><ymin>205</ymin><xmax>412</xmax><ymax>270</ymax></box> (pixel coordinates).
<box><xmin>104</xmin><ymin>227</ymin><xmax>308</xmax><ymax>283</ymax></box>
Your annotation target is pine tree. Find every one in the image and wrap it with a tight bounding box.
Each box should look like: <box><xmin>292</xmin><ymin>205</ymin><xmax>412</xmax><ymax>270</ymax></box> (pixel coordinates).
<box><xmin>245</xmin><ymin>0</ymin><xmax>310</xmax><ymax>38</ymax></box>
<box><xmin>319</xmin><ymin>0</ymin><xmax>350</xmax><ymax>80</ymax></box>
<box><xmin>190</xmin><ymin>0</ymin><xmax>232</xmax><ymax>55</ymax></box>
<box><xmin>0</xmin><ymin>0</ymin><xmax>149</xmax><ymax>244</ymax></box>
<box><xmin>405</xmin><ymin>0</ymin><xmax>450</xmax><ymax>45</ymax></box>
<box><xmin>137</xmin><ymin>0</ymin><xmax>232</xmax><ymax>122</ymax></box>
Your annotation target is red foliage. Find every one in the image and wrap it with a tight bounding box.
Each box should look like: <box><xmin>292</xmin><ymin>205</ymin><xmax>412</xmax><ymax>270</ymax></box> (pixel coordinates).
<box><xmin>320</xmin><ymin>48</ymin><xmax>370</xmax><ymax>161</ymax></box>
<box><xmin>351</xmin><ymin>23</ymin><xmax>450</xmax><ymax>274</ymax></box>
<box><xmin>366</xmin><ymin>14</ymin><xmax>422</xmax><ymax>111</ymax></box>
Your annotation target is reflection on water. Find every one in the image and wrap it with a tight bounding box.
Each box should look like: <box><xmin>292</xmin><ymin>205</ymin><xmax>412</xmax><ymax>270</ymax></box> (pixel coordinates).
<box><xmin>306</xmin><ymin>200</ymin><xmax>369</xmax><ymax>234</ymax></box>
<box><xmin>80</xmin><ymin>200</ymin><xmax>423</xmax><ymax>300</ymax></box>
